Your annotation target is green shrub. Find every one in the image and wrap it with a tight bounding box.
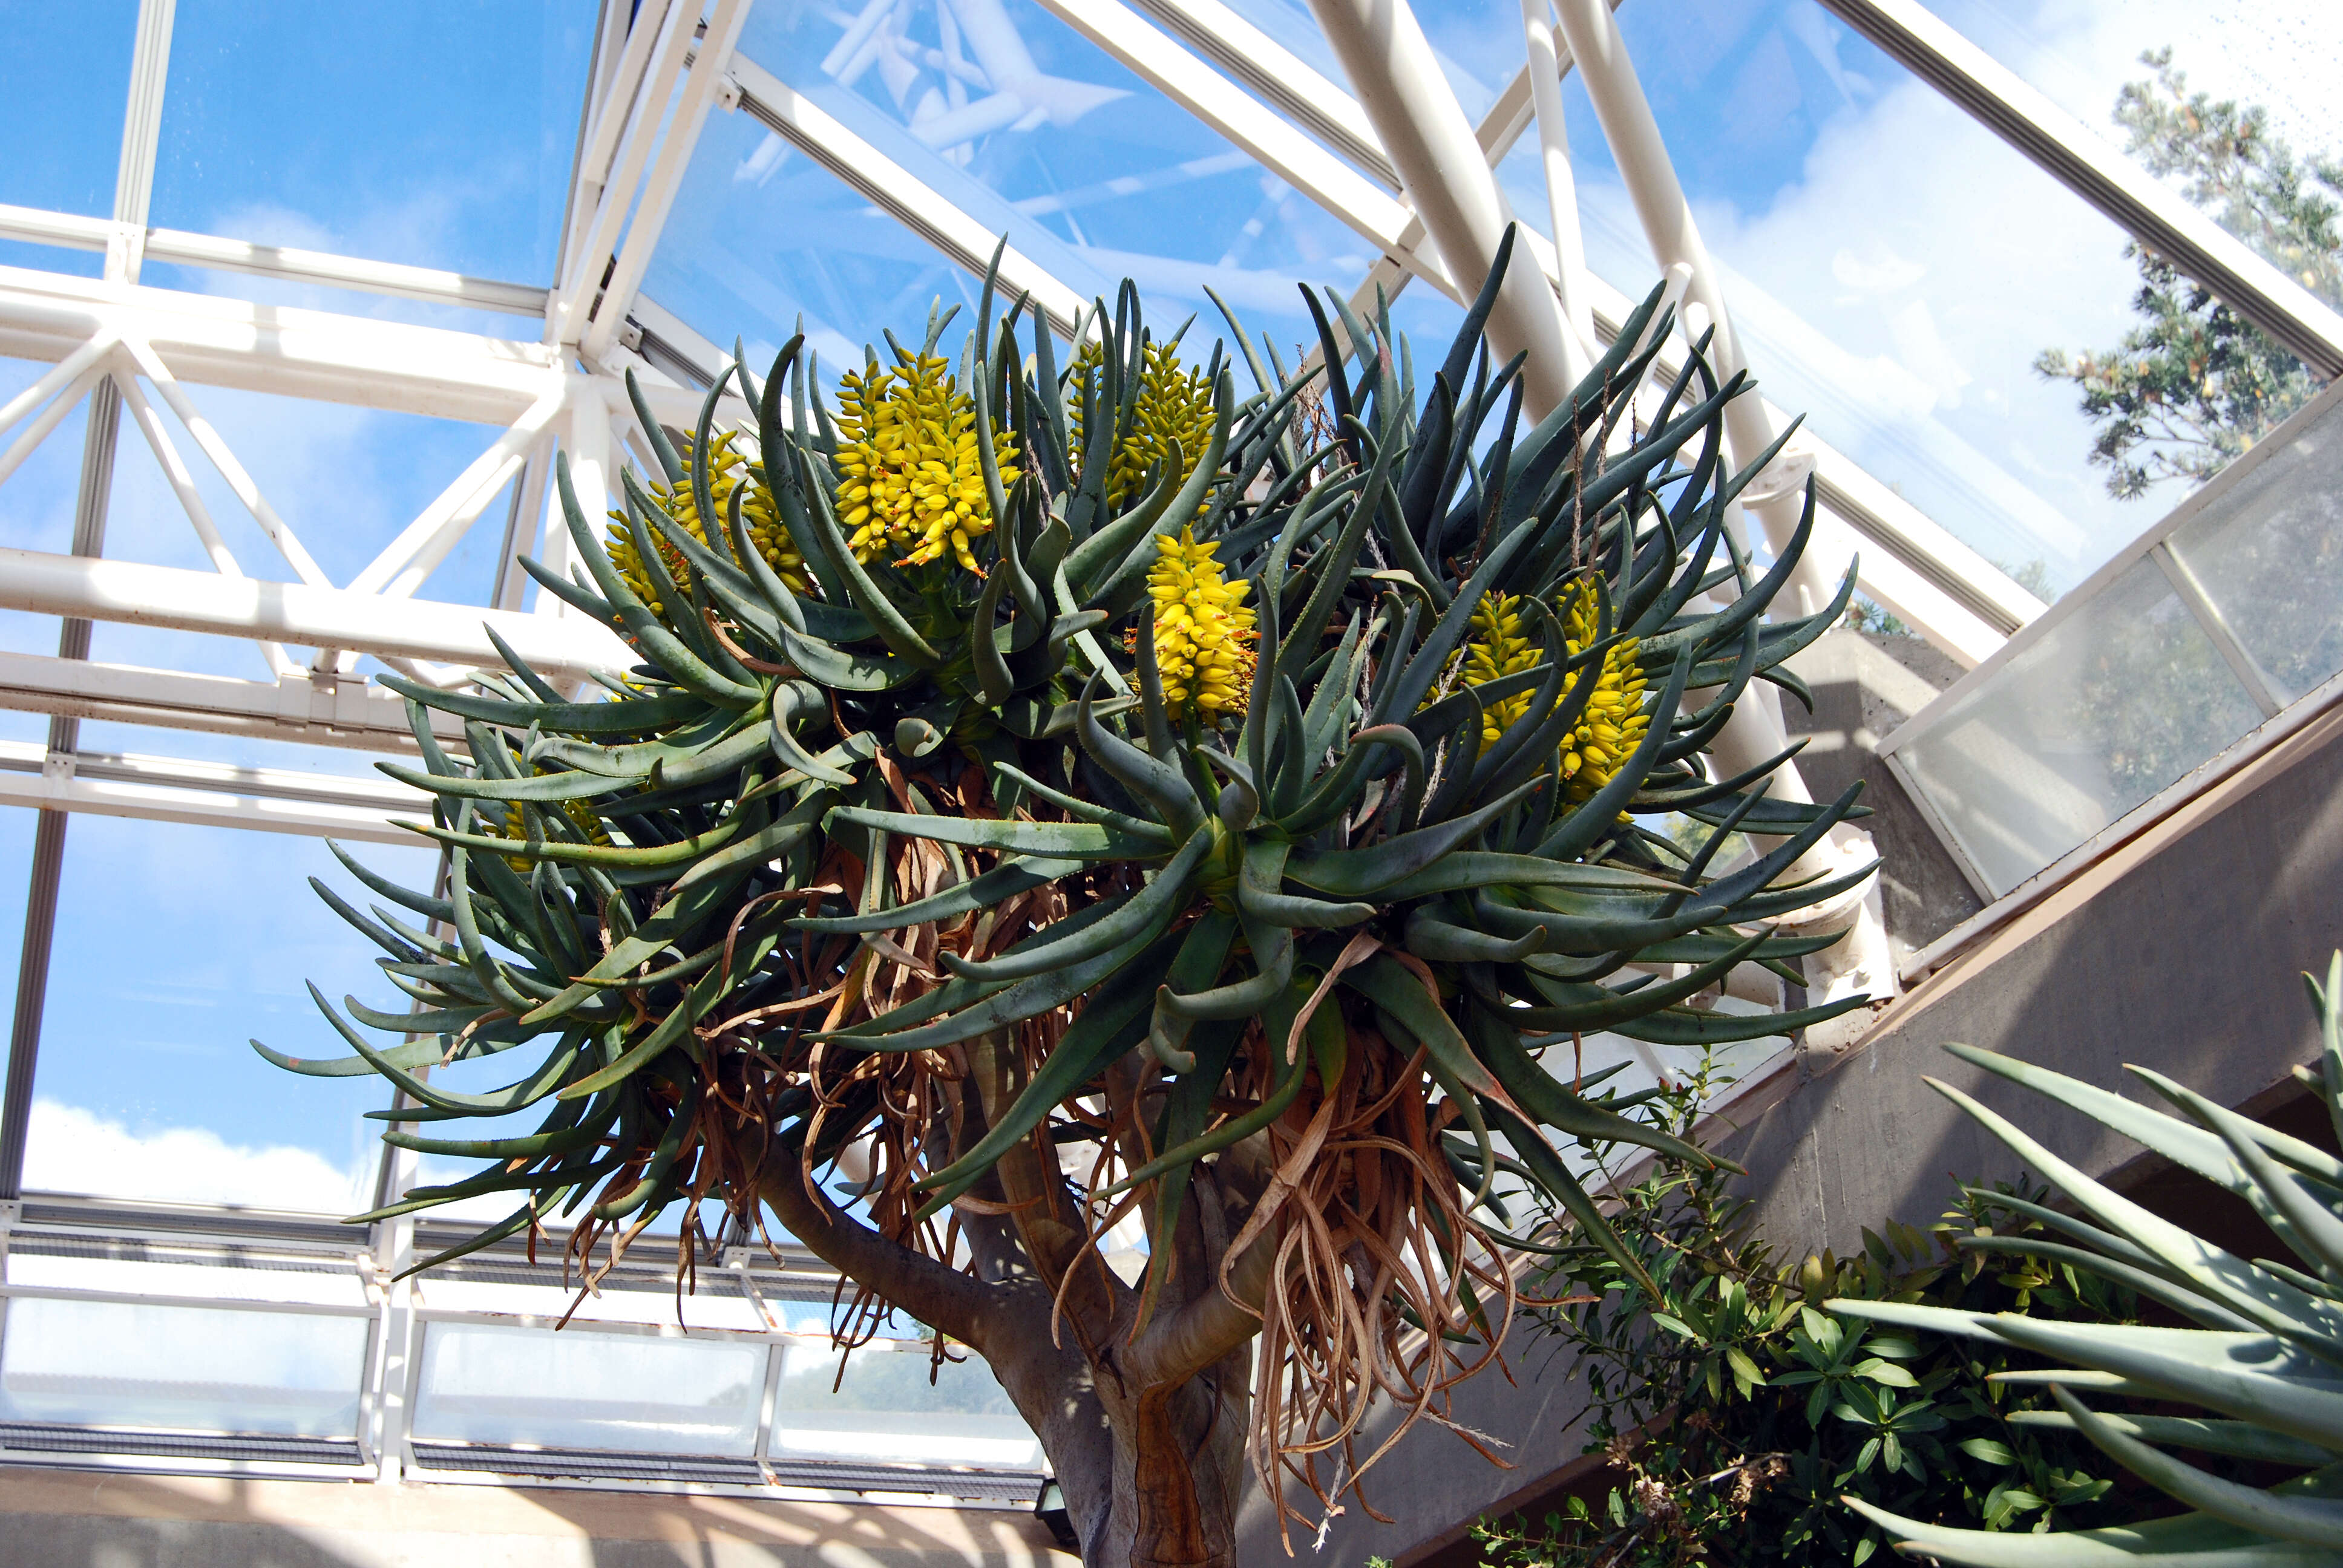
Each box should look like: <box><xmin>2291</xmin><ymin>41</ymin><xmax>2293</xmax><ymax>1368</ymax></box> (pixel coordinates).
<box><xmin>1473</xmin><ymin>1067</ymin><xmax>2141</xmax><ymax>1566</ymax></box>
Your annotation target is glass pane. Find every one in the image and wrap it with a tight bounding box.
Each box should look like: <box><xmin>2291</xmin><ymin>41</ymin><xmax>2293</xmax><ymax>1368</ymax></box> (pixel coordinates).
<box><xmin>1496</xmin><ymin>0</ymin><xmax>2156</xmax><ymax>596</ymax></box>
<box><xmin>714</xmin><ymin>0</ymin><xmax>1377</xmax><ymax>365</ymax></box>
<box><xmin>149</xmin><ymin>1</ymin><xmax>595</xmax><ymax>284</ymax></box>
<box><xmin>770</xmin><ymin>1342</ymin><xmax>1040</xmax><ymax>1468</ymax></box>
<box><xmin>1898</xmin><ymin>556</ymin><xmax>2263</xmax><ymax>894</ymax></box>
<box><xmin>28</xmin><ymin>818</ymin><xmax>437</xmax><ymax>1214</ymax></box>
<box><xmin>0</xmin><ymin>1298</ymin><xmax>368</xmax><ymax>1437</ymax></box>
<box><xmin>411</xmin><ymin>1322</ymin><xmax>766</xmax><ymax>1455</ymax></box>
<box><xmin>1931</xmin><ymin>0</ymin><xmax>2342</xmax><ymax>310</ymax></box>
<box><xmin>0</xmin><ymin>1</ymin><xmax>137</xmax><ymax>218</ymax></box>
<box><xmin>2164</xmin><ymin>391</ymin><xmax>2343</xmax><ymax>705</ymax></box>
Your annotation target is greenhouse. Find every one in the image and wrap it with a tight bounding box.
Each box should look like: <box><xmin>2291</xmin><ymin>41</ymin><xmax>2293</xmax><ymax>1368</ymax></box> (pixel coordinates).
<box><xmin>0</xmin><ymin>1</ymin><xmax>2338</xmax><ymax>1564</ymax></box>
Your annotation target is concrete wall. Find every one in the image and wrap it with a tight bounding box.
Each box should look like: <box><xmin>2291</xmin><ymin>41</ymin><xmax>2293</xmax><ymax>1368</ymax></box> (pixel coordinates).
<box><xmin>1240</xmin><ymin>683</ymin><xmax>2343</xmax><ymax>1567</ymax></box>
<box><xmin>0</xmin><ymin>1469</ymin><xmax>1076</xmax><ymax>1568</ymax></box>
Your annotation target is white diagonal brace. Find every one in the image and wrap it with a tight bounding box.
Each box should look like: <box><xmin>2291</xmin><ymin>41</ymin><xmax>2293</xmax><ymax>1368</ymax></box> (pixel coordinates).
<box><xmin>1306</xmin><ymin>0</ymin><xmax>1576</xmax><ymax>410</ymax></box>
<box><xmin>111</xmin><ymin>360</ymin><xmax>301</xmax><ymax>679</ymax></box>
<box><xmin>0</xmin><ymin>331</ymin><xmax>116</xmax><ymax>443</ymax></box>
<box><xmin>1121</xmin><ymin>0</ymin><xmax>1395</xmax><ymax>189</ymax></box>
<box><xmin>346</xmin><ymin>379</ymin><xmax>569</xmax><ymax>599</ymax></box>
<box><xmin>582</xmin><ymin>0</ymin><xmax>757</xmax><ymax>364</ymax></box>
<box><xmin>554</xmin><ymin>0</ymin><xmax>672</xmax><ymax>304</ymax></box>
<box><xmin>0</xmin><ymin>355</ymin><xmax>108</xmax><ymax>492</ymax></box>
<box><xmin>730</xmin><ymin>57</ymin><xmax>1091</xmax><ymax>335</ymax></box>
<box><xmin>117</xmin><ymin>330</ymin><xmax>333</xmax><ymax>589</ymax></box>
<box><xmin>1024</xmin><ymin>0</ymin><xmax>1454</xmax><ymax>299</ymax></box>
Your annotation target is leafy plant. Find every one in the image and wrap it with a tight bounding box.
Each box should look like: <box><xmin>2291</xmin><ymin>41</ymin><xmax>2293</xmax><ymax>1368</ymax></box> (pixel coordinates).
<box><xmin>256</xmin><ymin>234</ymin><xmax>1870</xmax><ymax>1564</ymax></box>
<box><xmin>1829</xmin><ymin>955</ymin><xmax>2343</xmax><ymax>1563</ymax></box>
<box><xmin>2037</xmin><ymin>48</ymin><xmax>2339</xmax><ymax>501</ymax></box>
<box><xmin>1473</xmin><ymin>1065</ymin><xmax>2137</xmax><ymax>1567</ymax></box>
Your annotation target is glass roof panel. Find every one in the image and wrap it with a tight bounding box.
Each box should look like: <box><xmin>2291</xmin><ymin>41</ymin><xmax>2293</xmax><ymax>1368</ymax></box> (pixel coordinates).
<box><xmin>28</xmin><ymin>818</ymin><xmax>436</xmax><ymax>1214</ymax></box>
<box><xmin>149</xmin><ymin>0</ymin><xmax>596</xmax><ymax>284</ymax></box>
<box><xmin>1480</xmin><ymin>0</ymin><xmax>2160</xmax><ymax>596</ymax></box>
<box><xmin>0</xmin><ymin>1</ymin><xmax>137</xmax><ymax>220</ymax></box>
<box><xmin>1930</xmin><ymin>0</ymin><xmax>2343</xmax><ymax>310</ymax></box>
<box><xmin>723</xmin><ymin>0</ymin><xmax>1382</xmax><ymax>362</ymax></box>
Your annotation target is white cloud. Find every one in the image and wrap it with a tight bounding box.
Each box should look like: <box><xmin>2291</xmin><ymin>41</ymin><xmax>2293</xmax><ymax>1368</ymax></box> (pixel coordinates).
<box><xmin>24</xmin><ymin>1100</ymin><xmax>372</xmax><ymax>1215</ymax></box>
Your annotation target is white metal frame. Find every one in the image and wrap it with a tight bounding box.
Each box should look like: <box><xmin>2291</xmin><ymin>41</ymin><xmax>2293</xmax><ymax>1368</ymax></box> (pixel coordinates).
<box><xmin>0</xmin><ymin>1197</ymin><xmax>1039</xmax><ymax>1503</ymax></box>
<box><xmin>1876</xmin><ymin>373</ymin><xmax>2343</xmax><ymax>930</ymax></box>
<box><xmin>0</xmin><ymin>0</ymin><xmax>2329</xmax><ymax>1492</ymax></box>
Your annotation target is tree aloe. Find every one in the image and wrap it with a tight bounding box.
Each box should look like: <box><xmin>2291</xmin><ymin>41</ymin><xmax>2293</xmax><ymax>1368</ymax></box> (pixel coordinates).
<box><xmin>260</xmin><ymin>234</ymin><xmax>1869</xmax><ymax>1567</ymax></box>
<box><xmin>1834</xmin><ymin>954</ymin><xmax>2343</xmax><ymax>1564</ymax></box>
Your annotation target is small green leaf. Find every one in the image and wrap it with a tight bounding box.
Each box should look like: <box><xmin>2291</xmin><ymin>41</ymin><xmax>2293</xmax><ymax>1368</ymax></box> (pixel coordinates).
<box><xmin>1855</xmin><ymin>1357</ymin><xmax>1919</xmax><ymax>1388</ymax></box>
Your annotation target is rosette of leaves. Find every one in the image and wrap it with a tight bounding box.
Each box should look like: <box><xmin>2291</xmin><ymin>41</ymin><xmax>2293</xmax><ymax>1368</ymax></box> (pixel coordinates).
<box><xmin>255</xmin><ymin>237</ymin><xmax>1875</xmax><ymax>1565</ymax></box>
<box><xmin>1829</xmin><ymin>954</ymin><xmax>2343</xmax><ymax>1564</ymax></box>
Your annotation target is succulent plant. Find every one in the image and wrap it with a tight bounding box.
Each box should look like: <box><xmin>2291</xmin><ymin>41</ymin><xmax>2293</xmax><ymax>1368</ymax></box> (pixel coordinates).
<box><xmin>1831</xmin><ymin>954</ymin><xmax>2343</xmax><ymax>1564</ymax></box>
<box><xmin>257</xmin><ymin>235</ymin><xmax>1871</xmax><ymax>1552</ymax></box>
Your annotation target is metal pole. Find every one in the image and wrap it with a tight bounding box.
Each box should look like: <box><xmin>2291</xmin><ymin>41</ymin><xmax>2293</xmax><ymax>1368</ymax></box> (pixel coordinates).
<box><xmin>1302</xmin><ymin>0</ymin><xmax>1579</xmax><ymax>416</ymax></box>
<box><xmin>0</xmin><ymin>384</ymin><xmax>120</xmax><ymax>1199</ymax></box>
<box><xmin>1548</xmin><ymin>0</ymin><xmax>1896</xmax><ymax>1027</ymax></box>
<box><xmin>1519</xmin><ymin>0</ymin><xmax>1596</xmax><ymax>372</ymax></box>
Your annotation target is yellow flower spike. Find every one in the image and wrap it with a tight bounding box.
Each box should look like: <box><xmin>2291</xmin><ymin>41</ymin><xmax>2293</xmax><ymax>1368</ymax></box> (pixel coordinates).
<box><xmin>1131</xmin><ymin>527</ymin><xmax>1256</xmax><ymax>722</ymax></box>
<box><xmin>1448</xmin><ymin>578</ymin><xmax>1648</xmax><ymax>805</ymax></box>
<box><xmin>833</xmin><ymin>353</ymin><xmax>1018</xmax><ymax>575</ymax></box>
<box><xmin>1070</xmin><ymin>339</ymin><xmax>1216</xmax><ymax>512</ymax></box>
<box><xmin>602</xmin><ymin>428</ymin><xmax>811</xmax><ymax>621</ymax></box>
<box><xmin>482</xmin><ymin>781</ymin><xmax>613</xmax><ymax>875</ymax></box>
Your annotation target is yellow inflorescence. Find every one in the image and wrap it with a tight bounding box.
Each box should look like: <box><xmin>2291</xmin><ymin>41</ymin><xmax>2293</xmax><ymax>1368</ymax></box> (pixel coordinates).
<box><xmin>1138</xmin><ymin>528</ymin><xmax>1256</xmax><ymax>722</ymax></box>
<box><xmin>605</xmin><ymin>430</ymin><xmax>810</xmax><ymax>619</ymax></box>
<box><xmin>1070</xmin><ymin>339</ymin><xmax>1216</xmax><ymax>512</ymax></box>
<box><xmin>833</xmin><ymin>353</ymin><xmax>1018</xmax><ymax>575</ymax></box>
<box><xmin>482</xmin><ymin>793</ymin><xmax>612</xmax><ymax>875</ymax></box>
<box><xmin>1453</xmin><ymin>580</ymin><xmax>1648</xmax><ymax>802</ymax></box>
<box><xmin>1460</xmin><ymin>593</ymin><xmax>1541</xmax><ymax>750</ymax></box>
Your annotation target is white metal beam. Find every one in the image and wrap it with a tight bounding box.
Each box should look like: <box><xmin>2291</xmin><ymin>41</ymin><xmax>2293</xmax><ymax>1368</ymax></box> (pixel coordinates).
<box><xmin>582</xmin><ymin>0</ymin><xmax>756</xmax><ymax>364</ymax></box>
<box><xmin>1818</xmin><ymin>0</ymin><xmax>2343</xmax><ymax>379</ymax></box>
<box><xmin>0</xmin><ymin>264</ymin><xmax>563</xmax><ymax>425</ymax></box>
<box><xmin>1303</xmin><ymin>0</ymin><xmax>1574</xmax><ymax>415</ymax></box>
<box><xmin>0</xmin><ymin>204</ymin><xmax>550</xmax><ymax>316</ymax></box>
<box><xmin>729</xmin><ymin>57</ymin><xmax>1093</xmax><ymax>336</ymax></box>
<box><xmin>0</xmin><ymin>740</ymin><xmax>424</xmax><ymax>845</ymax></box>
<box><xmin>0</xmin><ymin>652</ymin><xmax>461</xmax><ymax>752</ymax></box>
<box><xmin>0</xmin><ymin>545</ymin><xmax>633</xmax><ymax>679</ymax></box>
<box><xmin>1020</xmin><ymin>0</ymin><xmax>1456</xmax><ymax>301</ymax></box>
<box><xmin>1124</xmin><ymin>0</ymin><xmax>1394</xmax><ymax>188</ymax></box>
<box><xmin>554</xmin><ymin>0</ymin><xmax>696</xmax><ymax>350</ymax></box>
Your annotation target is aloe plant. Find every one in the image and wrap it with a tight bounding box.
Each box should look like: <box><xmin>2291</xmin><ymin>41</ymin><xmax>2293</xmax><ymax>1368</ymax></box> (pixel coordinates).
<box><xmin>259</xmin><ymin>234</ymin><xmax>1869</xmax><ymax>1567</ymax></box>
<box><xmin>1832</xmin><ymin>953</ymin><xmax>2343</xmax><ymax>1564</ymax></box>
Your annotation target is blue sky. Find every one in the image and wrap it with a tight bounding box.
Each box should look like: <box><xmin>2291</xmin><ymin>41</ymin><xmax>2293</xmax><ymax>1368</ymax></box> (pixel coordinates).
<box><xmin>0</xmin><ymin>0</ymin><xmax>2327</xmax><ymax>1211</ymax></box>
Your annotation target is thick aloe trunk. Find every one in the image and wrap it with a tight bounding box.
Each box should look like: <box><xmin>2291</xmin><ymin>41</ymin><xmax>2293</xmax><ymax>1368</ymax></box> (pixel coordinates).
<box><xmin>749</xmin><ymin>1038</ymin><xmax>1276</xmax><ymax>1567</ymax></box>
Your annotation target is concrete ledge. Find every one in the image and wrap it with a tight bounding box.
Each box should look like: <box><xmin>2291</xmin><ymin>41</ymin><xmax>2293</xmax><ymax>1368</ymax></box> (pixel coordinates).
<box><xmin>0</xmin><ymin>1468</ymin><xmax>1076</xmax><ymax>1567</ymax></box>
